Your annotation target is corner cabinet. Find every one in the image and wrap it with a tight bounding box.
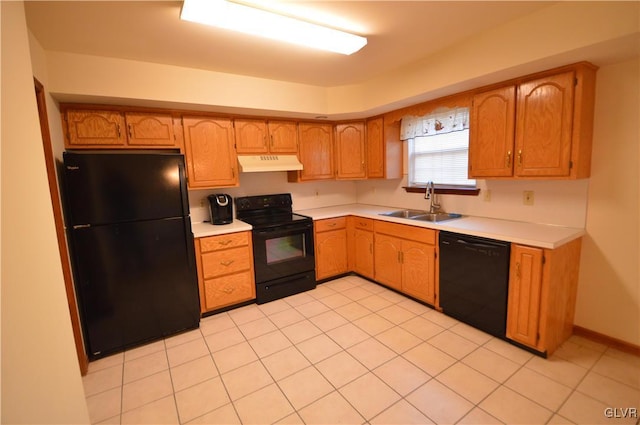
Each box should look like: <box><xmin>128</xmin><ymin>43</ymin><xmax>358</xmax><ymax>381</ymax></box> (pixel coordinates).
<box><xmin>469</xmin><ymin>63</ymin><xmax>597</xmax><ymax>179</ymax></box>
<box><xmin>506</xmin><ymin>238</ymin><xmax>582</xmax><ymax>356</ymax></box>
<box><xmin>314</xmin><ymin>217</ymin><xmax>348</xmax><ymax>280</ymax></box>
<box><xmin>194</xmin><ymin>232</ymin><xmax>256</xmax><ymax>314</ymax></box>
<box><xmin>63</xmin><ymin>108</ymin><xmax>180</xmax><ymax>149</ymax></box>
<box><xmin>335</xmin><ymin>122</ymin><xmax>366</xmax><ymax>180</ymax></box>
<box><xmin>182</xmin><ymin>116</ymin><xmax>239</xmax><ymax>189</ymax></box>
<box><xmin>288</xmin><ymin>122</ymin><xmax>334</xmax><ymax>182</ymax></box>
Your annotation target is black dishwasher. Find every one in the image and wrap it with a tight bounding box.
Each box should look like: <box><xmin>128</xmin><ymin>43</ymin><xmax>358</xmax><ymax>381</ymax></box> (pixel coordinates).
<box><xmin>439</xmin><ymin>232</ymin><xmax>510</xmax><ymax>338</ymax></box>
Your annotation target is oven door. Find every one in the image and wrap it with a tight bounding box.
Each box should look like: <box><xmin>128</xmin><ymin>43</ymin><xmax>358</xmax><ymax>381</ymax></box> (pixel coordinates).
<box><xmin>252</xmin><ymin>221</ymin><xmax>315</xmax><ymax>283</ymax></box>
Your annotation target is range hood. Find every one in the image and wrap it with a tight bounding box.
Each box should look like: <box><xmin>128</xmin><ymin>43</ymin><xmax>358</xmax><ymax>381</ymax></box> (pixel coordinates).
<box><xmin>237</xmin><ymin>155</ymin><xmax>303</xmax><ymax>172</ymax></box>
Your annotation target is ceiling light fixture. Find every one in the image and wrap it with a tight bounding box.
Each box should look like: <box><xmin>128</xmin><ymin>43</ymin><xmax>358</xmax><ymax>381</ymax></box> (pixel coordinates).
<box><xmin>180</xmin><ymin>0</ymin><xmax>367</xmax><ymax>55</ymax></box>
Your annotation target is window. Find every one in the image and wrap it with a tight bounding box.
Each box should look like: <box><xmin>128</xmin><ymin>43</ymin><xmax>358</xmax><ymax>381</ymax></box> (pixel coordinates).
<box><xmin>402</xmin><ymin>107</ymin><xmax>476</xmax><ymax>189</ymax></box>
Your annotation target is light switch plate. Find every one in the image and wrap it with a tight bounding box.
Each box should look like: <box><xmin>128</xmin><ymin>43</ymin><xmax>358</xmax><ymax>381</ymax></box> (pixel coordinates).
<box><xmin>523</xmin><ymin>191</ymin><xmax>534</xmax><ymax>206</ymax></box>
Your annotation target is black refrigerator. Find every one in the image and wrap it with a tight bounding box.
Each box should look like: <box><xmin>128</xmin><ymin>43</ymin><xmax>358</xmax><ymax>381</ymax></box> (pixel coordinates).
<box><xmin>63</xmin><ymin>151</ymin><xmax>200</xmax><ymax>359</ymax></box>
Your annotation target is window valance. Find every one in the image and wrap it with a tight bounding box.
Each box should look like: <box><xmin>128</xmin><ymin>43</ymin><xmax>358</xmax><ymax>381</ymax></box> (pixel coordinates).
<box><xmin>400</xmin><ymin>107</ymin><xmax>469</xmax><ymax>141</ymax></box>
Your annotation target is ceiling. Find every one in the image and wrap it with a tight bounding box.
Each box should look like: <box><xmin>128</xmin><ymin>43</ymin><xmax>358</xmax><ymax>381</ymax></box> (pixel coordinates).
<box><xmin>24</xmin><ymin>1</ymin><xmax>554</xmax><ymax>87</ymax></box>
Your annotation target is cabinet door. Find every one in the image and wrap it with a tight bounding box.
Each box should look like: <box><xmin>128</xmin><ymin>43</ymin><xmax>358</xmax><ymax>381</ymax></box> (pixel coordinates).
<box><xmin>65</xmin><ymin>110</ymin><xmax>126</xmax><ymax>147</ymax></box>
<box><xmin>366</xmin><ymin>118</ymin><xmax>384</xmax><ymax>178</ymax></box>
<box><xmin>125</xmin><ymin>112</ymin><xmax>176</xmax><ymax>147</ymax></box>
<box><xmin>401</xmin><ymin>240</ymin><xmax>436</xmax><ymax>305</ymax></box>
<box><xmin>315</xmin><ymin>229</ymin><xmax>348</xmax><ymax>280</ymax></box>
<box><xmin>235</xmin><ymin>119</ymin><xmax>268</xmax><ymax>154</ymax></box>
<box><xmin>506</xmin><ymin>244</ymin><xmax>544</xmax><ymax>348</ymax></box>
<box><xmin>182</xmin><ymin>117</ymin><xmax>238</xmax><ymax>188</ymax></box>
<box><xmin>203</xmin><ymin>271</ymin><xmax>255</xmax><ymax>311</ymax></box>
<box><xmin>374</xmin><ymin>234</ymin><xmax>402</xmax><ymax>291</ymax></box>
<box><xmin>335</xmin><ymin>122</ymin><xmax>366</xmax><ymax>180</ymax></box>
<box><xmin>469</xmin><ymin>86</ymin><xmax>516</xmax><ymax>177</ymax></box>
<box><xmin>298</xmin><ymin>123</ymin><xmax>334</xmax><ymax>181</ymax></box>
<box><xmin>515</xmin><ymin>72</ymin><xmax>575</xmax><ymax>177</ymax></box>
<box><xmin>353</xmin><ymin>228</ymin><xmax>374</xmax><ymax>279</ymax></box>
<box><xmin>268</xmin><ymin>121</ymin><xmax>298</xmax><ymax>154</ymax></box>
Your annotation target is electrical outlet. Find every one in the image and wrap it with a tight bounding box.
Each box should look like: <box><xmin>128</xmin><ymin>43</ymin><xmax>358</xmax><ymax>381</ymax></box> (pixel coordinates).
<box><xmin>483</xmin><ymin>189</ymin><xmax>491</xmax><ymax>202</ymax></box>
<box><xmin>315</xmin><ymin>189</ymin><xmax>319</xmax><ymax>196</ymax></box>
<box><xmin>523</xmin><ymin>191</ymin><xmax>534</xmax><ymax>206</ymax></box>
<box><xmin>200</xmin><ymin>197</ymin><xmax>207</xmax><ymax>207</ymax></box>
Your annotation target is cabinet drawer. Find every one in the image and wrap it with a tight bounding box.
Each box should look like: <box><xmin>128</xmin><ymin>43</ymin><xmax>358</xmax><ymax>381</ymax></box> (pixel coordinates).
<box><xmin>202</xmin><ymin>246</ymin><xmax>252</xmax><ymax>278</ymax></box>
<box><xmin>353</xmin><ymin>217</ymin><xmax>373</xmax><ymax>231</ymax></box>
<box><xmin>315</xmin><ymin>217</ymin><xmax>347</xmax><ymax>232</ymax></box>
<box><xmin>374</xmin><ymin>220</ymin><xmax>436</xmax><ymax>245</ymax></box>
<box><xmin>203</xmin><ymin>271</ymin><xmax>255</xmax><ymax>310</ymax></box>
<box><xmin>200</xmin><ymin>232</ymin><xmax>249</xmax><ymax>253</ymax></box>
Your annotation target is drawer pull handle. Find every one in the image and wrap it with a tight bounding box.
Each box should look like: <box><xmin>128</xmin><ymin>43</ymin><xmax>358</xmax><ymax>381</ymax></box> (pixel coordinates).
<box><xmin>328</xmin><ymin>222</ymin><xmax>337</xmax><ymax>227</ymax></box>
<box><xmin>506</xmin><ymin>151</ymin><xmax>512</xmax><ymax>167</ymax></box>
<box><xmin>218</xmin><ymin>240</ymin><xmax>233</xmax><ymax>246</ymax></box>
<box><xmin>223</xmin><ymin>287</ymin><xmax>235</xmax><ymax>294</ymax></box>
<box><xmin>517</xmin><ymin>150</ymin><xmax>523</xmax><ymax>166</ymax></box>
<box><xmin>220</xmin><ymin>260</ymin><xmax>234</xmax><ymax>267</ymax></box>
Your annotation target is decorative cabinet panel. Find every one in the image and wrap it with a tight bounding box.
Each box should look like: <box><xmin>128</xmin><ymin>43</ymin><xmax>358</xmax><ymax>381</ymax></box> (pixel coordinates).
<box><xmin>235</xmin><ymin>119</ymin><xmax>298</xmax><ymax>154</ymax></box>
<box><xmin>506</xmin><ymin>238</ymin><xmax>582</xmax><ymax>355</ymax></box>
<box><xmin>468</xmin><ymin>63</ymin><xmax>596</xmax><ymax>179</ymax></box>
<box><xmin>182</xmin><ymin>116</ymin><xmax>238</xmax><ymax>189</ymax></box>
<box><xmin>314</xmin><ymin>217</ymin><xmax>348</xmax><ymax>280</ymax></box>
<box><xmin>288</xmin><ymin>122</ymin><xmax>334</xmax><ymax>182</ymax></box>
<box><xmin>194</xmin><ymin>232</ymin><xmax>256</xmax><ymax>313</ymax></box>
<box><xmin>335</xmin><ymin>122</ymin><xmax>366</xmax><ymax>180</ymax></box>
<box><xmin>63</xmin><ymin>109</ymin><xmax>179</xmax><ymax>149</ymax></box>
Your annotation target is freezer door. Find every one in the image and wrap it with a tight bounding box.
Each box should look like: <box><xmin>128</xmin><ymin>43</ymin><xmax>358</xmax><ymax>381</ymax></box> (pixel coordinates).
<box><xmin>69</xmin><ymin>217</ymin><xmax>199</xmax><ymax>358</ymax></box>
<box><xmin>63</xmin><ymin>151</ymin><xmax>189</xmax><ymax>225</ymax></box>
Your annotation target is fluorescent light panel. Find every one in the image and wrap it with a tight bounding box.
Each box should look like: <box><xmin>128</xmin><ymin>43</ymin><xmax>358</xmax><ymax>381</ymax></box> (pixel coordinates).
<box><xmin>180</xmin><ymin>0</ymin><xmax>367</xmax><ymax>55</ymax></box>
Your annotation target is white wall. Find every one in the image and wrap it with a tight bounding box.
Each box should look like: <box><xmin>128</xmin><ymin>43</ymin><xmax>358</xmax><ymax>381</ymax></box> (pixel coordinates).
<box><xmin>0</xmin><ymin>2</ymin><xmax>90</xmax><ymax>424</ymax></box>
<box><xmin>575</xmin><ymin>58</ymin><xmax>640</xmax><ymax>345</ymax></box>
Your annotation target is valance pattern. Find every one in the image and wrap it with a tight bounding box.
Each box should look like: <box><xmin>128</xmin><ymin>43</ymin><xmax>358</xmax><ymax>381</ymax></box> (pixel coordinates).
<box><xmin>400</xmin><ymin>107</ymin><xmax>469</xmax><ymax>141</ymax></box>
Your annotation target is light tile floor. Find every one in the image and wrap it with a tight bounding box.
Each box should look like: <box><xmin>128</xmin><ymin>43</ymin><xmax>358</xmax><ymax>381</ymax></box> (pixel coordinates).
<box><xmin>83</xmin><ymin>275</ymin><xmax>640</xmax><ymax>425</ymax></box>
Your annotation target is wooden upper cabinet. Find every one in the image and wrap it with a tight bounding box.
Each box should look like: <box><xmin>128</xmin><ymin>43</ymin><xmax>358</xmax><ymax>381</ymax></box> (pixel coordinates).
<box><xmin>125</xmin><ymin>112</ymin><xmax>175</xmax><ymax>146</ymax></box>
<box><xmin>335</xmin><ymin>122</ymin><xmax>366</xmax><ymax>180</ymax></box>
<box><xmin>290</xmin><ymin>122</ymin><xmax>334</xmax><ymax>181</ymax></box>
<box><xmin>182</xmin><ymin>116</ymin><xmax>238</xmax><ymax>189</ymax></box>
<box><xmin>468</xmin><ymin>63</ymin><xmax>596</xmax><ymax>179</ymax></box>
<box><xmin>366</xmin><ymin>117</ymin><xmax>385</xmax><ymax>178</ymax></box>
<box><xmin>235</xmin><ymin>119</ymin><xmax>298</xmax><ymax>154</ymax></box>
<box><xmin>515</xmin><ymin>71</ymin><xmax>575</xmax><ymax>177</ymax></box>
<box><xmin>268</xmin><ymin>121</ymin><xmax>298</xmax><ymax>154</ymax></box>
<box><xmin>469</xmin><ymin>86</ymin><xmax>516</xmax><ymax>178</ymax></box>
<box><xmin>63</xmin><ymin>108</ymin><xmax>179</xmax><ymax>149</ymax></box>
<box><xmin>65</xmin><ymin>110</ymin><xmax>127</xmax><ymax>147</ymax></box>
<box><xmin>235</xmin><ymin>119</ymin><xmax>268</xmax><ymax>154</ymax></box>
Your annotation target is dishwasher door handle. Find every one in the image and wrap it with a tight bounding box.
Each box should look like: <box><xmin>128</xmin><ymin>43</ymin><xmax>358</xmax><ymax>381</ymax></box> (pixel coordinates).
<box><xmin>455</xmin><ymin>239</ymin><xmax>503</xmax><ymax>250</ymax></box>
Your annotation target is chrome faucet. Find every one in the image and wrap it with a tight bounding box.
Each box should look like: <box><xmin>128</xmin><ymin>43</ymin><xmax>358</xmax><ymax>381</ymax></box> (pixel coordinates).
<box><xmin>425</xmin><ymin>181</ymin><xmax>441</xmax><ymax>213</ymax></box>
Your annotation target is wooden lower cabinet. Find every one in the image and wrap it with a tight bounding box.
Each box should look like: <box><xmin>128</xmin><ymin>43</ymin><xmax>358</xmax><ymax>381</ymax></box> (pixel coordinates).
<box><xmin>373</xmin><ymin>221</ymin><xmax>437</xmax><ymax>305</ymax></box>
<box><xmin>506</xmin><ymin>238</ymin><xmax>582</xmax><ymax>355</ymax></box>
<box><xmin>348</xmin><ymin>217</ymin><xmax>374</xmax><ymax>280</ymax></box>
<box><xmin>194</xmin><ymin>232</ymin><xmax>256</xmax><ymax>314</ymax></box>
<box><xmin>314</xmin><ymin>217</ymin><xmax>348</xmax><ymax>280</ymax></box>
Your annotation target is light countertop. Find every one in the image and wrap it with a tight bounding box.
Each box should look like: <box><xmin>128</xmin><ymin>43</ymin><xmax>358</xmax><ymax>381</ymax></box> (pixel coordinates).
<box><xmin>296</xmin><ymin>204</ymin><xmax>584</xmax><ymax>249</ymax></box>
<box><xmin>192</xmin><ymin>220</ymin><xmax>252</xmax><ymax>238</ymax></box>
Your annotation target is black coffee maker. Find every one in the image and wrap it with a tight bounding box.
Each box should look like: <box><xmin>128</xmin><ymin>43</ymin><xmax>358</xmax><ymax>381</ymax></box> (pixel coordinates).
<box><xmin>208</xmin><ymin>194</ymin><xmax>233</xmax><ymax>225</ymax></box>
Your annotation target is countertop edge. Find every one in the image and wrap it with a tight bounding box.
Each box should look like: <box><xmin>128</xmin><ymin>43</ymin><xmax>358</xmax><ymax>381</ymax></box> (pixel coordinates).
<box><xmin>192</xmin><ymin>220</ymin><xmax>252</xmax><ymax>238</ymax></box>
<box><xmin>296</xmin><ymin>204</ymin><xmax>585</xmax><ymax>250</ymax></box>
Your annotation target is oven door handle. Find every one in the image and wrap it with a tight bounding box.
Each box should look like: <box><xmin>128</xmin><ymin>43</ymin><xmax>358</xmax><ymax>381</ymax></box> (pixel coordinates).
<box><xmin>255</xmin><ymin>223</ymin><xmax>312</xmax><ymax>235</ymax></box>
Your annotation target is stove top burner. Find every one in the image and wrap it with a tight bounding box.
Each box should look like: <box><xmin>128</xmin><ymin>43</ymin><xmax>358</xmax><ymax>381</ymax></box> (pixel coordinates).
<box><xmin>235</xmin><ymin>193</ymin><xmax>311</xmax><ymax>230</ymax></box>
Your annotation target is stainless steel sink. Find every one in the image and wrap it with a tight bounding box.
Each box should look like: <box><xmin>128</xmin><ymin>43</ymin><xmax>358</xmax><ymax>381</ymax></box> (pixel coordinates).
<box><xmin>379</xmin><ymin>209</ymin><xmax>428</xmax><ymax>219</ymax></box>
<box><xmin>411</xmin><ymin>212</ymin><xmax>463</xmax><ymax>222</ymax></box>
<box><xmin>379</xmin><ymin>210</ymin><xmax>463</xmax><ymax>222</ymax></box>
